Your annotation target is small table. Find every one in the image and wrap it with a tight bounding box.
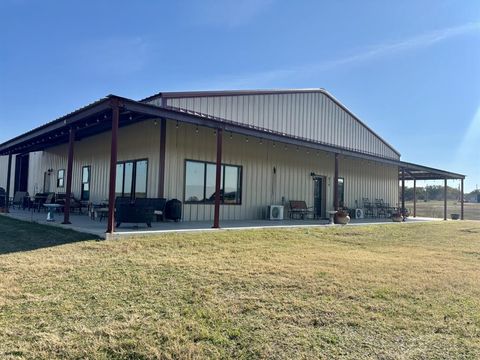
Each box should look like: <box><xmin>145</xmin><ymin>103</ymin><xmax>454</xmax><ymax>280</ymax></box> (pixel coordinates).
<box><xmin>43</xmin><ymin>203</ymin><xmax>63</xmax><ymax>222</ymax></box>
<box><xmin>90</xmin><ymin>207</ymin><xmax>111</xmax><ymax>221</ymax></box>
<box><xmin>328</xmin><ymin>211</ymin><xmax>338</xmax><ymax>225</ymax></box>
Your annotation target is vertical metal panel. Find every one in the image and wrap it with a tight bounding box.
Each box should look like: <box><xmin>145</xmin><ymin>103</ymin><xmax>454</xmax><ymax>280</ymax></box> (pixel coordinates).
<box><xmin>18</xmin><ymin>119</ymin><xmax>399</xmax><ymax>223</ymax></box>
<box><xmin>159</xmin><ymin>92</ymin><xmax>400</xmax><ymax>160</ymax></box>
<box><xmin>25</xmin><ymin>120</ymin><xmax>161</xmax><ymax>203</ymax></box>
<box><xmin>162</xmin><ymin>121</ymin><xmax>398</xmax><ymax>221</ymax></box>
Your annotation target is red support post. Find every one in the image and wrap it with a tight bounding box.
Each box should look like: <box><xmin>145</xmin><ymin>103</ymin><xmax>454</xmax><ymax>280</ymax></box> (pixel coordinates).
<box><xmin>62</xmin><ymin>127</ymin><xmax>75</xmax><ymax>224</ymax></box>
<box><xmin>443</xmin><ymin>178</ymin><xmax>447</xmax><ymax>221</ymax></box>
<box><xmin>413</xmin><ymin>179</ymin><xmax>416</xmax><ymax>217</ymax></box>
<box><xmin>213</xmin><ymin>128</ymin><xmax>223</xmax><ymax>228</ymax></box>
<box><xmin>107</xmin><ymin>101</ymin><xmax>120</xmax><ymax>234</ymax></box>
<box><xmin>460</xmin><ymin>178</ymin><xmax>464</xmax><ymax>220</ymax></box>
<box><xmin>333</xmin><ymin>153</ymin><xmax>339</xmax><ymax>210</ymax></box>
<box><xmin>158</xmin><ymin>118</ymin><xmax>166</xmax><ymax>198</ymax></box>
<box><xmin>5</xmin><ymin>153</ymin><xmax>12</xmax><ymax>213</ymax></box>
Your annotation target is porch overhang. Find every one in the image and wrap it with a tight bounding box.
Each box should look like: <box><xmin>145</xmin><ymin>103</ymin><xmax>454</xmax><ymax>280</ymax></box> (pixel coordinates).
<box><xmin>397</xmin><ymin>163</ymin><xmax>464</xmax><ymax>181</ymax></box>
<box><xmin>0</xmin><ymin>94</ymin><xmax>465</xmax><ymax>182</ymax></box>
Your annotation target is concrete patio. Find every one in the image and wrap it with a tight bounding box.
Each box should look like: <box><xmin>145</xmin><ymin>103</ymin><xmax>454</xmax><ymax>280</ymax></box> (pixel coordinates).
<box><xmin>1</xmin><ymin>208</ymin><xmax>443</xmax><ymax>239</ymax></box>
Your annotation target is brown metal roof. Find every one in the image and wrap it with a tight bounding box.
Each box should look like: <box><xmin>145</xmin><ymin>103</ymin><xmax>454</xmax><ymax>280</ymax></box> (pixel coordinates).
<box><xmin>0</xmin><ymin>94</ymin><xmax>465</xmax><ymax>180</ymax></box>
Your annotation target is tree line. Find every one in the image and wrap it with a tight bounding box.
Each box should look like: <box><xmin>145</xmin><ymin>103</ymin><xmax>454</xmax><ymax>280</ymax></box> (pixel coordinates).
<box><xmin>402</xmin><ymin>185</ymin><xmax>479</xmax><ymax>202</ymax></box>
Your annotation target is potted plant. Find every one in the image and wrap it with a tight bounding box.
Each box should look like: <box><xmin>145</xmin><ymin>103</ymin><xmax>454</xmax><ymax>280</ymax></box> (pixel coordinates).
<box><xmin>450</xmin><ymin>213</ymin><xmax>460</xmax><ymax>220</ymax></box>
<box><xmin>391</xmin><ymin>210</ymin><xmax>403</xmax><ymax>222</ymax></box>
<box><xmin>334</xmin><ymin>209</ymin><xmax>350</xmax><ymax>225</ymax></box>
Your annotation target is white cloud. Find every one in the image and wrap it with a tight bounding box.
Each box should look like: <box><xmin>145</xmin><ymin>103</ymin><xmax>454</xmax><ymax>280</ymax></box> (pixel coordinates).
<box><xmin>204</xmin><ymin>22</ymin><xmax>480</xmax><ymax>88</ymax></box>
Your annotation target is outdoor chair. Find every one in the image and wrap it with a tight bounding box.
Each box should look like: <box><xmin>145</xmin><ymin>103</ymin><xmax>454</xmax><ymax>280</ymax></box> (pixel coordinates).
<box><xmin>115</xmin><ymin>197</ymin><xmax>154</xmax><ymax>228</ymax></box>
<box><xmin>56</xmin><ymin>193</ymin><xmax>83</xmax><ymax>214</ymax></box>
<box><xmin>362</xmin><ymin>198</ymin><xmax>374</xmax><ymax>218</ymax></box>
<box><xmin>11</xmin><ymin>191</ymin><xmax>28</xmax><ymax>209</ymax></box>
<box><xmin>375</xmin><ymin>198</ymin><xmax>386</xmax><ymax>218</ymax></box>
<box><xmin>142</xmin><ymin>198</ymin><xmax>167</xmax><ymax>221</ymax></box>
<box><xmin>288</xmin><ymin>200</ymin><xmax>314</xmax><ymax>220</ymax></box>
<box><xmin>31</xmin><ymin>192</ymin><xmax>54</xmax><ymax>212</ymax></box>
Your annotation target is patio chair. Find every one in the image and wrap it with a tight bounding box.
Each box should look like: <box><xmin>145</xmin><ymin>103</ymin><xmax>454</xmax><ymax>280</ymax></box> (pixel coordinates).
<box><xmin>115</xmin><ymin>197</ymin><xmax>154</xmax><ymax>228</ymax></box>
<box><xmin>11</xmin><ymin>191</ymin><xmax>28</xmax><ymax>209</ymax></box>
<box><xmin>31</xmin><ymin>192</ymin><xmax>54</xmax><ymax>212</ymax></box>
<box><xmin>362</xmin><ymin>198</ymin><xmax>374</xmax><ymax>218</ymax></box>
<box><xmin>142</xmin><ymin>198</ymin><xmax>167</xmax><ymax>221</ymax></box>
<box><xmin>288</xmin><ymin>200</ymin><xmax>314</xmax><ymax>220</ymax></box>
<box><xmin>375</xmin><ymin>198</ymin><xmax>386</xmax><ymax>218</ymax></box>
<box><xmin>56</xmin><ymin>193</ymin><xmax>83</xmax><ymax>214</ymax></box>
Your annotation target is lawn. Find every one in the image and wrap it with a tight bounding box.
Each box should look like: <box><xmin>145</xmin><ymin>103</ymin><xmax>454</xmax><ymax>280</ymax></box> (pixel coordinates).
<box><xmin>0</xmin><ymin>216</ymin><xmax>479</xmax><ymax>359</ymax></box>
<box><xmin>405</xmin><ymin>200</ymin><xmax>480</xmax><ymax>221</ymax></box>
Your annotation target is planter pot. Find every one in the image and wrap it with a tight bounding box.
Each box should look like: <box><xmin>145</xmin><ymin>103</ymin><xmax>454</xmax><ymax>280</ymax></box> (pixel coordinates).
<box><xmin>450</xmin><ymin>213</ymin><xmax>460</xmax><ymax>220</ymax></box>
<box><xmin>391</xmin><ymin>215</ymin><xmax>403</xmax><ymax>222</ymax></box>
<box><xmin>335</xmin><ymin>214</ymin><xmax>350</xmax><ymax>225</ymax></box>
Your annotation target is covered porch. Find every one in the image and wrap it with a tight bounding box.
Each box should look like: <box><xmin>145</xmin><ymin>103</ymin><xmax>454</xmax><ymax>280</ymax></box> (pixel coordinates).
<box><xmin>2</xmin><ymin>207</ymin><xmax>441</xmax><ymax>240</ymax></box>
<box><xmin>0</xmin><ymin>95</ymin><xmax>465</xmax><ymax>236</ymax></box>
<box><xmin>398</xmin><ymin>163</ymin><xmax>466</xmax><ymax>221</ymax></box>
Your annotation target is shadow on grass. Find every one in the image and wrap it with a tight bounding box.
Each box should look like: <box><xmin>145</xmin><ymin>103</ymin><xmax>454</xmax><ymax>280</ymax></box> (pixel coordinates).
<box><xmin>0</xmin><ymin>215</ymin><xmax>100</xmax><ymax>255</ymax></box>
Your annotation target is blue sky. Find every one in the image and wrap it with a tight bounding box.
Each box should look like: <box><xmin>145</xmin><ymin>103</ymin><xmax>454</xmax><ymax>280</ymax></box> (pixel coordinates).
<box><xmin>1</xmin><ymin>0</ymin><xmax>479</xmax><ymax>191</ymax></box>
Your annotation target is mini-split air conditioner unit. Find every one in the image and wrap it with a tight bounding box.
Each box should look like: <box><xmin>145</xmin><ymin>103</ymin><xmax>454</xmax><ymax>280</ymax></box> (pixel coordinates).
<box><xmin>355</xmin><ymin>208</ymin><xmax>364</xmax><ymax>219</ymax></box>
<box><xmin>268</xmin><ymin>205</ymin><xmax>284</xmax><ymax>220</ymax></box>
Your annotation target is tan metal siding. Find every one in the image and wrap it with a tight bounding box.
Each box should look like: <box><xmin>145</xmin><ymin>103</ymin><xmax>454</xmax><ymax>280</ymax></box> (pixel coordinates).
<box><xmin>339</xmin><ymin>157</ymin><xmax>399</xmax><ymax>209</ymax></box>
<box><xmin>0</xmin><ymin>155</ymin><xmax>15</xmax><ymax>198</ymax></box>
<box><xmin>165</xmin><ymin>121</ymin><xmax>398</xmax><ymax>221</ymax></box>
<box><xmin>160</xmin><ymin>92</ymin><xmax>399</xmax><ymax>160</ymax></box>
<box><xmin>25</xmin><ymin>121</ymin><xmax>161</xmax><ymax>202</ymax></box>
<box><xmin>8</xmin><ymin>119</ymin><xmax>398</xmax><ymax>222</ymax></box>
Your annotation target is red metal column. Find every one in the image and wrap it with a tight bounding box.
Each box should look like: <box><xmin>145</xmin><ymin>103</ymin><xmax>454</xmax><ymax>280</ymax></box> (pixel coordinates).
<box><xmin>157</xmin><ymin>118</ymin><xmax>166</xmax><ymax>198</ymax></box>
<box><xmin>107</xmin><ymin>102</ymin><xmax>120</xmax><ymax>234</ymax></box>
<box><xmin>5</xmin><ymin>153</ymin><xmax>12</xmax><ymax>213</ymax></box>
<box><xmin>401</xmin><ymin>168</ymin><xmax>405</xmax><ymax>212</ymax></box>
<box><xmin>62</xmin><ymin>127</ymin><xmax>75</xmax><ymax>224</ymax></box>
<box><xmin>333</xmin><ymin>153</ymin><xmax>339</xmax><ymax>210</ymax></box>
<box><xmin>213</xmin><ymin>128</ymin><xmax>223</xmax><ymax>228</ymax></box>
<box><xmin>413</xmin><ymin>179</ymin><xmax>416</xmax><ymax>217</ymax></box>
<box><xmin>460</xmin><ymin>178</ymin><xmax>464</xmax><ymax>220</ymax></box>
<box><xmin>443</xmin><ymin>178</ymin><xmax>447</xmax><ymax>221</ymax></box>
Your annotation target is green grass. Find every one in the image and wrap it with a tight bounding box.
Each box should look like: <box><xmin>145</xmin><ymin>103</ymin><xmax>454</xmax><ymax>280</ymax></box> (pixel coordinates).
<box><xmin>405</xmin><ymin>200</ymin><xmax>480</xmax><ymax>220</ymax></box>
<box><xmin>1</xmin><ymin>216</ymin><xmax>479</xmax><ymax>359</ymax></box>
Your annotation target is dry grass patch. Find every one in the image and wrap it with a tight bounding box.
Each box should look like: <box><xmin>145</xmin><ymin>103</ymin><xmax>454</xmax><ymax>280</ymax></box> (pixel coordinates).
<box><xmin>0</xmin><ymin>216</ymin><xmax>479</xmax><ymax>359</ymax></box>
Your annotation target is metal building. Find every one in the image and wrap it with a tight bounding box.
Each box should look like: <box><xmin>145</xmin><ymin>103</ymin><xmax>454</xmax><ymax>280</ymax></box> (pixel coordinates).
<box><xmin>0</xmin><ymin>89</ymin><xmax>466</xmax><ymax>233</ymax></box>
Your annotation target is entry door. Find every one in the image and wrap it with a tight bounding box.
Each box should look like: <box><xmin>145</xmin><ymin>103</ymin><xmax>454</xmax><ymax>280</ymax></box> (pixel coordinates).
<box><xmin>313</xmin><ymin>177</ymin><xmax>325</xmax><ymax>219</ymax></box>
<box><xmin>14</xmin><ymin>154</ymin><xmax>29</xmax><ymax>193</ymax></box>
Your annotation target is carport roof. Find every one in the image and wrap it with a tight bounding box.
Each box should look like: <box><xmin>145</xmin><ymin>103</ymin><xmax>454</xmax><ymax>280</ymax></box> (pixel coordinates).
<box><xmin>0</xmin><ymin>94</ymin><xmax>465</xmax><ymax>181</ymax></box>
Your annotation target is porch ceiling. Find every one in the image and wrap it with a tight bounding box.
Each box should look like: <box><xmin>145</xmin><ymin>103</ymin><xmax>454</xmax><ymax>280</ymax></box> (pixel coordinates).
<box><xmin>398</xmin><ymin>162</ymin><xmax>464</xmax><ymax>181</ymax></box>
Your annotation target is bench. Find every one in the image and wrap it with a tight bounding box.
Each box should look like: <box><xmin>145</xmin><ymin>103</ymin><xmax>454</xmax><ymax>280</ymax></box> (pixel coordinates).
<box><xmin>289</xmin><ymin>200</ymin><xmax>314</xmax><ymax>220</ymax></box>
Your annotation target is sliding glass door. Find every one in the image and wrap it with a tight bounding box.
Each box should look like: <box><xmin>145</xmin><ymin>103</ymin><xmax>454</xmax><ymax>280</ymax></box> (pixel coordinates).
<box><xmin>115</xmin><ymin>159</ymin><xmax>148</xmax><ymax>199</ymax></box>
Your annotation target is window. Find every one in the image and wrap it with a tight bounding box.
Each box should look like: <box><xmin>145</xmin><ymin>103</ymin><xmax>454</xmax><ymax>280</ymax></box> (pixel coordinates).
<box><xmin>57</xmin><ymin>169</ymin><xmax>65</xmax><ymax>188</ymax></box>
<box><xmin>184</xmin><ymin>160</ymin><xmax>242</xmax><ymax>205</ymax></box>
<box><xmin>81</xmin><ymin>166</ymin><xmax>90</xmax><ymax>200</ymax></box>
<box><xmin>338</xmin><ymin>177</ymin><xmax>345</xmax><ymax>207</ymax></box>
<box><xmin>116</xmin><ymin>159</ymin><xmax>148</xmax><ymax>199</ymax></box>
